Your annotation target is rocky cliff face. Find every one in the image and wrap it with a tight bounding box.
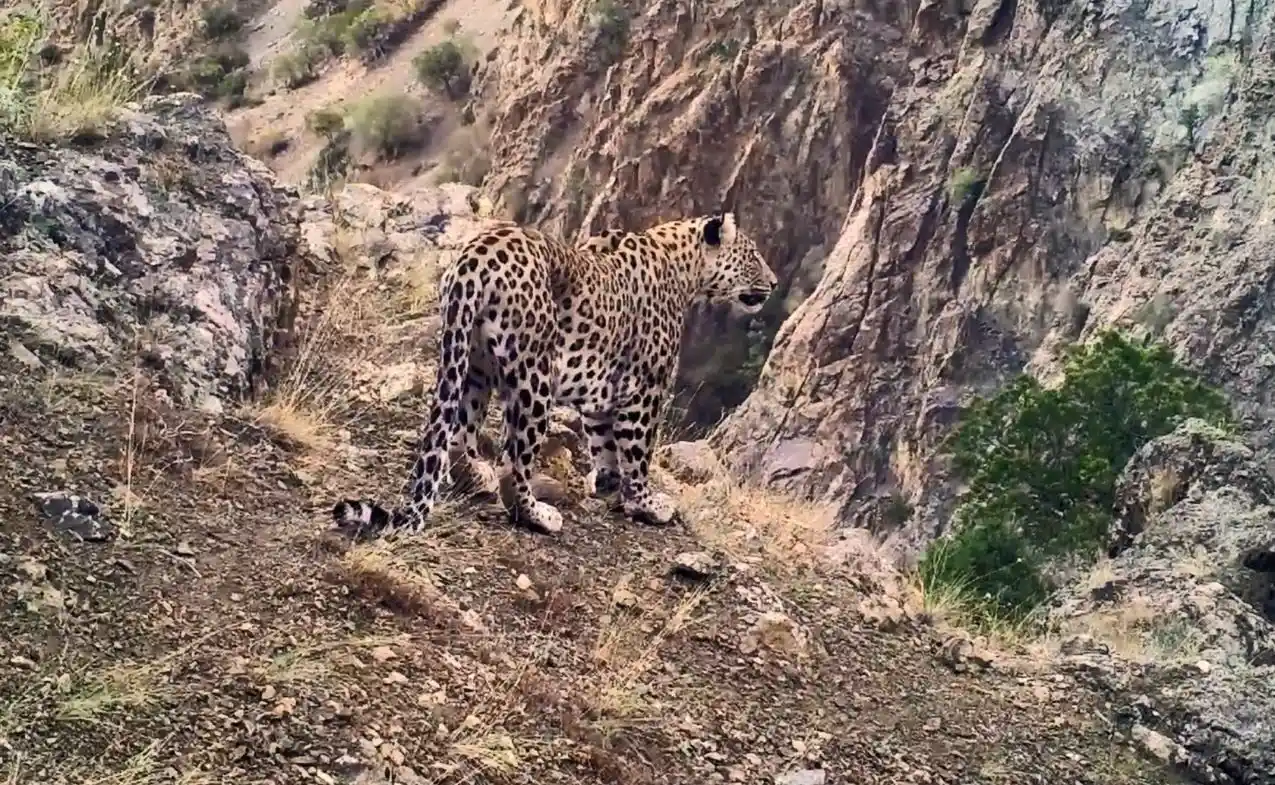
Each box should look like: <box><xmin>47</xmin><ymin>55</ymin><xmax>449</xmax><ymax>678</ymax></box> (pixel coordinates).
<box><xmin>694</xmin><ymin>0</ymin><xmax>1275</xmax><ymax>551</ymax></box>
<box><xmin>474</xmin><ymin>0</ymin><xmax>914</xmax><ymax>422</ymax></box>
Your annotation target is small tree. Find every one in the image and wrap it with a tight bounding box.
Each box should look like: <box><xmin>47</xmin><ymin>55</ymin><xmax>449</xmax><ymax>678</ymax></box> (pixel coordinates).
<box><xmin>412</xmin><ymin>39</ymin><xmax>470</xmax><ymax>99</ymax></box>
<box><xmin>346</xmin><ymin>92</ymin><xmax>424</xmax><ymax>160</ymax></box>
<box><xmin>920</xmin><ymin>330</ymin><xmax>1233</xmax><ymax>624</ymax></box>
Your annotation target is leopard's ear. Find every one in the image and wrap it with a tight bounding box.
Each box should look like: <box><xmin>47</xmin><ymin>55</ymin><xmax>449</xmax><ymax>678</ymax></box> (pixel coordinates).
<box><xmin>702</xmin><ymin>212</ymin><xmax>737</xmax><ymax>247</ymax></box>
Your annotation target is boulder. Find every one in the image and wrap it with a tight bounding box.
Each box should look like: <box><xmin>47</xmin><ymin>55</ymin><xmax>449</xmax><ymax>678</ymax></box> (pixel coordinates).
<box><xmin>1051</xmin><ymin>421</ymin><xmax>1275</xmax><ymax>783</ymax></box>
<box><xmin>0</xmin><ymin>93</ymin><xmax>301</xmax><ymax>414</ymax></box>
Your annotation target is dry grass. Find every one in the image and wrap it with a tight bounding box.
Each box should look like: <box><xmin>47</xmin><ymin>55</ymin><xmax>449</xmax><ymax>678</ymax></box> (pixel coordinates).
<box><xmin>1</xmin><ymin>7</ymin><xmax>148</xmax><ymax>142</ymax></box>
<box><xmin>909</xmin><ymin>569</ymin><xmax>1042</xmax><ymax>648</ymax></box>
<box><xmin>1039</xmin><ymin>558</ymin><xmax>1209</xmax><ymax>665</ymax></box>
<box><xmin>584</xmin><ymin>587</ymin><xmax>707</xmax><ymax>730</ymax></box>
<box><xmin>249</xmin><ymin>199</ymin><xmax>449</xmax><ymax>454</ymax></box>
<box><xmin>52</xmin><ymin>629</ymin><xmax>223</xmax><ymax>725</ymax></box>
<box><xmin>252</xmin><ymin>272</ymin><xmax>367</xmax><ymax>452</ymax></box>
<box><xmin>329</xmin><ymin>511</ymin><xmax>493</xmax><ymax>628</ymax></box>
<box><xmin>669</xmin><ymin>472</ymin><xmax>839</xmax><ymax>576</ymax></box>
<box><xmin>1147</xmin><ymin>466</ymin><xmax>1184</xmax><ymax>516</ymax></box>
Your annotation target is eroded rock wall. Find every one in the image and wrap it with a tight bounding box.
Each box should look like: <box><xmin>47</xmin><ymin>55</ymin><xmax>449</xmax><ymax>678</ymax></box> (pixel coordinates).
<box><xmin>709</xmin><ymin>0</ymin><xmax>1275</xmax><ymax>552</ymax></box>
<box><xmin>474</xmin><ymin>0</ymin><xmax>918</xmax><ymax>422</ymax></box>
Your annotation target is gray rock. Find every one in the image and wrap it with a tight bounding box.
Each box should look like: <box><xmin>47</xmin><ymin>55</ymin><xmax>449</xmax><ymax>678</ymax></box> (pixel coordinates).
<box><xmin>657</xmin><ymin>439</ymin><xmax>724</xmax><ymax>485</ymax></box>
<box><xmin>1051</xmin><ymin>421</ymin><xmax>1275</xmax><ymax>784</ymax></box>
<box><xmin>0</xmin><ymin>93</ymin><xmax>301</xmax><ymax>411</ymax></box>
<box><xmin>671</xmin><ymin>550</ymin><xmax>719</xmax><ymax>582</ymax></box>
<box><xmin>33</xmin><ymin>491</ymin><xmax>111</xmax><ymax>542</ymax></box>
<box><xmin>776</xmin><ymin>770</ymin><xmax>826</xmax><ymax>785</ymax></box>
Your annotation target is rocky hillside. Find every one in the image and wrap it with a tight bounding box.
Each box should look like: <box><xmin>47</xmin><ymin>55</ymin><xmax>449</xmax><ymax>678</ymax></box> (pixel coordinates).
<box><xmin>3</xmin><ymin>0</ymin><xmax>1274</xmax><ymax>783</ymax></box>
<box><xmin>0</xmin><ymin>98</ymin><xmax>1183</xmax><ymax>785</ymax></box>
<box><xmin>706</xmin><ymin>0</ymin><xmax>1275</xmax><ymax>551</ymax></box>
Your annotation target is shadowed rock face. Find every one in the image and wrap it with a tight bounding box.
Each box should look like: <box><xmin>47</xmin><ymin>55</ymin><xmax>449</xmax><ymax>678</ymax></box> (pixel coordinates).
<box><xmin>0</xmin><ymin>93</ymin><xmax>301</xmax><ymax>414</ymax></box>
<box><xmin>694</xmin><ymin>0</ymin><xmax>1275</xmax><ymax>554</ymax></box>
<box><xmin>475</xmin><ymin>0</ymin><xmax>916</xmax><ymax>425</ymax></box>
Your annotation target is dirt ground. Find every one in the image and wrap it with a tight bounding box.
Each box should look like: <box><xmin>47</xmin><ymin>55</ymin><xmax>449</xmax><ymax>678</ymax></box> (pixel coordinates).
<box><xmin>226</xmin><ymin>0</ymin><xmax>515</xmax><ymax>187</ymax></box>
<box><xmin>0</xmin><ymin>256</ymin><xmax>1183</xmax><ymax>785</ymax></box>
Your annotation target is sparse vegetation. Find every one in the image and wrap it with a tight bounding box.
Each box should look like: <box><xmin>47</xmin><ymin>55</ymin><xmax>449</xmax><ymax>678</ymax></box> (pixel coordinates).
<box><xmin>0</xmin><ymin>9</ymin><xmax>147</xmax><ymax>142</ymax></box>
<box><xmin>412</xmin><ymin>38</ymin><xmax>472</xmax><ymax>99</ymax></box>
<box><xmin>919</xmin><ymin>330</ymin><xmax>1233</xmax><ymax>627</ymax></box>
<box><xmin>306</xmin><ymin>104</ymin><xmax>345</xmax><ymax>138</ymax></box>
<box><xmin>179</xmin><ymin>42</ymin><xmax>251</xmax><ymax>105</ymax></box>
<box><xmin>200</xmin><ymin>3</ymin><xmax>246</xmax><ymax>39</ymax></box>
<box><xmin>432</xmin><ymin>127</ymin><xmax>490</xmax><ymax>185</ymax></box>
<box><xmin>947</xmin><ymin>166</ymin><xmax>985</xmax><ymax>203</ymax></box>
<box><xmin>706</xmin><ymin>37</ymin><xmax>740</xmax><ymax>63</ymax></box>
<box><xmin>270</xmin><ymin>41</ymin><xmax>327</xmax><ymax>88</ymax></box>
<box><xmin>345</xmin><ymin>91</ymin><xmax>426</xmax><ymax>159</ymax></box>
<box><xmin>589</xmin><ymin>0</ymin><xmax>630</xmax><ymax>62</ymax></box>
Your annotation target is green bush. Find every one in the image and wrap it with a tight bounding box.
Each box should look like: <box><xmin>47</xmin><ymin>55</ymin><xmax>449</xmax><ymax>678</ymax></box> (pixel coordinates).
<box><xmin>948</xmin><ymin>167</ymin><xmax>984</xmax><ymax>203</ymax></box>
<box><xmin>306</xmin><ymin>105</ymin><xmax>345</xmax><ymax>138</ymax></box>
<box><xmin>590</xmin><ymin>0</ymin><xmax>630</xmax><ymax>61</ymax></box>
<box><xmin>201</xmin><ymin>4</ymin><xmax>245</xmax><ymax>39</ymax></box>
<box><xmin>342</xmin><ymin>7</ymin><xmax>390</xmax><ymax>55</ymax></box>
<box><xmin>412</xmin><ymin>39</ymin><xmax>470</xmax><ymax>99</ymax></box>
<box><xmin>182</xmin><ymin>43</ymin><xmax>250</xmax><ymax>101</ymax></box>
<box><xmin>271</xmin><ymin>43</ymin><xmax>326</xmax><ymax>88</ymax></box>
<box><xmin>346</xmin><ymin>92</ymin><xmax>424</xmax><ymax>159</ymax></box>
<box><xmin>920</xmin><ymin>330</ymin><xmax>1233</xmax><ymax>625</ymax></box>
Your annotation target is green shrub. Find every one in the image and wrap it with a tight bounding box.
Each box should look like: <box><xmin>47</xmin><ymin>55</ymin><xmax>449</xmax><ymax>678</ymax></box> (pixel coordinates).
<box><xmin>182</xmin><ymin>43</ymin><xmax>250</xmax><ymax>100</ymax></box>
<box><xmin>271</xmin><ymin>43</ymin><xmax>325</xmax><ymax>88</ymax></box>
<box><xmin>201</xmin><ymin>4</ymin><xmax>245</xmax><ymax>39</ymax></box>
<box><xmin>590</xmin><ymin>0</ymin><xmax>629</xmax><ymax>61</ymax></box>
<box><xmin>306</xmin><ymin>105</ymin><xmax>345</xmax><ymax>138</ymax></box>
<box><xmin>920</xmin><ymin>330</ymin><xmax>1233</xmax><ymax>626</ymax></box>
<box><xmin>346</xmin><ymin>92</ymin><xmax>424</xmax><ymax>159</ymax></box>
<box><xmin>342</xmin><ymin>7</ymin><xmax>390</xmax><ymax>55</ymax></box>
<box><xmin>947</xmin><ymin>167</ymin><xmax>983</xmax><ymax>203</ymax></box>
<box><xmin>412</xmin><ymin>39</ymin><xmax>470</xmax><ymax>99</ymax></box>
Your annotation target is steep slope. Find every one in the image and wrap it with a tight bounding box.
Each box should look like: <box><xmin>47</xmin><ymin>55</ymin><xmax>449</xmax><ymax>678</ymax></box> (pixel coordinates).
<box><xmin>0</xmin><ymin>97</ymin><xmax>1178</xmax><ymax>785</ymax></box>
<box><xmin>708</xmin><ymin>0</ymin><xmax>1275</xmax><ymax>551</ymax></box>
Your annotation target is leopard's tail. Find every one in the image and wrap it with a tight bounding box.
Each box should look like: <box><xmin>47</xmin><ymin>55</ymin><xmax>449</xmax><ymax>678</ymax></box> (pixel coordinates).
<box><xmin>332</xmin><ymin>268</ymin><xmax>479</xmax><ymax>536</ymax></box>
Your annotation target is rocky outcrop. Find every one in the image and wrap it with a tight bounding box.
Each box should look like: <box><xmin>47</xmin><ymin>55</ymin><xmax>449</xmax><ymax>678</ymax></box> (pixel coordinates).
<box><xmin>474</xmin><ymin>0</ymin><xmax>911</xmax><ymax>423</ymax></box>
<box><xmin>1050</xmin><ymin>421</ymin><xmax>1275</xmax><ymax>783</ymax></box>
<box><xmin>702</xmin><ymin>0</ymin><xmax>1275</xmax><ymax>551</ymax></box>
<box><xmin>0</xmin><ymin>93</ymin><xmax>300</xmax><ymax>414</ymax></box>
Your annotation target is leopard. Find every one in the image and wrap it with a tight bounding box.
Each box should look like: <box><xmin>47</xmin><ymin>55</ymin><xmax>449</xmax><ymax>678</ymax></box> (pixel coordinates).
<box><xmin>331</xmin><ymin>211</ymin><xmax>777</xmax><ymax>538</ymax></box>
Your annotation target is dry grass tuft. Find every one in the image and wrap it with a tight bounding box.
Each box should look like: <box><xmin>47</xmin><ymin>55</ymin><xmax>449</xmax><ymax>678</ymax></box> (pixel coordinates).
<box><xmin>252</xmin><ymin>272</ymin><xmax>369</xmax><ymax>452</ymax></box>
<box><xmin>669</xmin><ymin>472</ymin><xmax>838</xmax><ymax>575</ymax></box>
<box><xmin>330</xmin><ymin>511</ymin><xmax>484</xmax><ymax>625</ymax></box>
<box><xmin>1</xmin><ymin>8</ymin><xmax>148</xmax><ymax>142</ymax></box>
<box><xmin>52</xmin><ymin>630</ymin><xmax>223</xmax><ymax>725</ymax></box>
<box><xmin>54</xmin><ymin>661</ymin><xmax>172</xmax><ymax>723</ymax></box>
<box><xmin>337</xmin><ymin>541</ymin><xmax>454</xmax><ymax>618</ymax></box>
<box><xmin>584</xmin><ymin>588</ymin><xmax>707</xmax><ymax>730</ymax></box>
<box><xmin>249</xmin><ymin>202</ymin><xmax>448</xmax><ymax>456</ymax></box>
<box><xmin>1147</xmin><ymin>465</ymin><xmax>1184</xmax><ymax>516</ymax></box>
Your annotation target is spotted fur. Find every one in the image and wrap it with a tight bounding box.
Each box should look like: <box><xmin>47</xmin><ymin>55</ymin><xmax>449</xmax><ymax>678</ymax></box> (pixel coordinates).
<box><xmin>332</xmin><ymin>212</ymin><xmax>776</xmax><ymax>537</ymax></box>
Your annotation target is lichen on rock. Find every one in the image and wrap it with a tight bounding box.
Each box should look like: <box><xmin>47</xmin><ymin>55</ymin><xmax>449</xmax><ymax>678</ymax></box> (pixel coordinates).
<box><xmin>0</xmin><ymin>93</ymin><xmax>302</xmax><ymax>414</ymax></box>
